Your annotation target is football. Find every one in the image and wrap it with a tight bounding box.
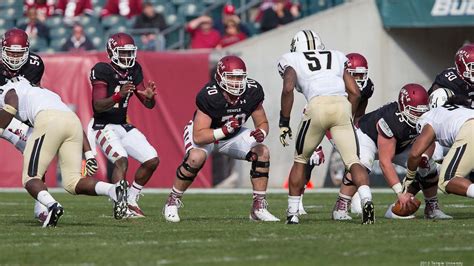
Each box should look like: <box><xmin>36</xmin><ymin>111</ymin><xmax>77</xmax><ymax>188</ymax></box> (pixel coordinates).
<box><xmin>391</xmin><ymin>197</ymin><xmax>421</xmax><ymax>217</ymax></box>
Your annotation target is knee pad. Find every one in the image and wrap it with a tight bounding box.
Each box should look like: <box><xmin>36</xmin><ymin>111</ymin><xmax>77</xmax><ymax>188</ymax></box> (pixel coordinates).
<box><xmin>342</xmin><ymin>172</ymin><xmax>355</xmax><ymax>186</ymax></box>
<box><xmin>246</xmin><ymin>151</ymin><xmax>270</xmax><ymax>178</ymax></box>
<box><xmin>176</xmin><ymin>151</ymin><xmax>203</xmax><ymax>181</ymax></box>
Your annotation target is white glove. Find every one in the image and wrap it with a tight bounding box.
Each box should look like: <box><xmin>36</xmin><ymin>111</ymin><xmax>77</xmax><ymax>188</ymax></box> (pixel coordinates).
<box><xmin>309</xmin><ymin>146</ymin><xmax>325</xmax><ymax>166</ymax></box>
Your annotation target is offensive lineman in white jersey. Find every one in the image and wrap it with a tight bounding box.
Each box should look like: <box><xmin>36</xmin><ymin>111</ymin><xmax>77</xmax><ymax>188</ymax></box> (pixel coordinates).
<box><xmin>403</xmin><ymin>94</ymin><xmax>474</xmax><ymax>203</ymax></box>
<box><xmin>277</xmin><ymin>30</ymin><xmax>374</xmax><ymax>224</ymax></box>
<box><xmin>0</xmin><ymin>77</ymin><xmax>128</xmax><ymax>227</ymax></box>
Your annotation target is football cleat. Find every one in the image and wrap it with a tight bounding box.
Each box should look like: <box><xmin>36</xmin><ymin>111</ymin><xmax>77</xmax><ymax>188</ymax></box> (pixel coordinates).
<box><xmin>384</xmin><ymin>204</ymin><xmax>415</xmax><ymax>219</ymax></box>
<box><xmin>34</xmin><ymin>200</ymin><xmax>49</xmax><ymax>223</ymax></box>
<box><xmin>350</xmin><ymin>192</ymin><xmax>363</xmax><ymax>214</ymax></box>
<box><xmin>42</xmin><ymin>202</ymin><xmax>64</xmax><ymax>228</ymax></box>
<box><xmin>332</xmin><ymin>197</ymin><xmax>352</xmax><ymax>220</ymax></box>
<box><xmin>298</xmin><ymin>195</ymin><xmax>307</xmax><ymax>215</ymax></box>
<box><xmin>113</xmin><ymin>180</ymin><xmax>128</xmax><ymax>220</ymax></box>
<box><xmin>286</xmin><ymin>215</ymin><xmax>299</xmax><ymax>224</ymax></box>
<box><xmin>127</xmin><ymin>192</ymin><xmax>145</xmax><ymax>218</ymax></box>
<box><xmin>424</xmin><ymin>201</ymin><xmax>453</xmax><ymax>220</ymax></box>
<box><xmin>163</xmin><ymin>196</ymin><xmax>183</xmax><ymax>223</ymax></box>
<box><xmin>249</xmin><ymin>198</ymin><xmax>280</xmax><ymax>222</ymax></box>
<box><xmin>362</xmin><ymin>200</ymin><xmax>375</xmax><ymax>224</ymax></box>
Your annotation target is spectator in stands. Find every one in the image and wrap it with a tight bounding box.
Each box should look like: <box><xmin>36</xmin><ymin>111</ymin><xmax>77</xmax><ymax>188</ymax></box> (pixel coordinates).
<box><xmin>186</xmin><ymin>15</ymin><xmax>221</xmax><ymax>49</ymax></box>
<box><xmin>19</xmin><ymin>7</ymin><xmax>50</xmax><ymax>45</ymax></box>
<box><xmin>24</xmin><ymin>0</ymin><xmax>55</xmax><ymax>22</ymax></box>
<box><xmin>214</xmin><ymin>3</ymin><xmax>250</xmax><ymax>37</ymax></box>
<box><xmin>54</xmin><ymin>0</ymin><xmax>94</xmax><ymax>25</ymax></box>
<box><xmin>216</xmin><ymin>17</ymin><xmax>247</xmax><ymax>49</ymax></box>
<box><xmin>133</xmin><ymin>2</ymin><xmax>167</xmax><ymax>51</ymax></box>
<box><xmin>260</xmin><ymin>0</ymin><xmax>295</xmax><ymax>32</ymax></box>
<box><xmin>101</xmin><ymin>0</ymin><xmax>142</xmax><ymax>19</ymax></box>
<box><xmin>61</xmin><ymin>23</ymin><xmax>94</xmax><ymax>52</ymax></box>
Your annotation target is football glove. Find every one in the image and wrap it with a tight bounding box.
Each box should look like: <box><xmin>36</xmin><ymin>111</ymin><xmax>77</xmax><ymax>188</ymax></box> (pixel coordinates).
<box><xmin>222</xmin><ymin>117</ymin><xmax>240</xmax><ymax>135</ymax></box>
<box><xmin>82</xmin><ymin>151</ymin><xmax>98</xmax><ymax>176</ymax></box>
<box><xmin>250</xmin><ymin>128</ymin><xmax>267</xmax><ymax>143</ymax></box>
<box><xmin>279</xmin><ymin>112</ymin><xmax>292</xmax><ymax>147</ymax></box>
<box><xmin>402</xmin><ymin>168</ymin><xmax>416</xmax><ymax>193</ymax></box>
<box><xmin>309</xmin><ymin>146</ymin><xmax>325</xmax><ymax>166</ymax></box>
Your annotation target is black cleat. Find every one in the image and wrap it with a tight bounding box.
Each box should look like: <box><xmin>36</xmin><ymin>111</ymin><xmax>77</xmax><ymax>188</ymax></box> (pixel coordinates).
<box><xmin>362</xmin><ymin>201</ymin><xmax>375</xmax><ymax>224</ymax></box>
<box><xmin>42</xmin><ymin>203</ymin><xmax>64</xmax><ymax>228</ymax></box>
<box><xmin>286</xmin><ymin>215</ymin><xmax>299</xmax><ymax>224</ymax></box>
<box><xmin>114</xmin><ymin>180</ymin><xmax>128</xmax><ymax>220</ymax></box>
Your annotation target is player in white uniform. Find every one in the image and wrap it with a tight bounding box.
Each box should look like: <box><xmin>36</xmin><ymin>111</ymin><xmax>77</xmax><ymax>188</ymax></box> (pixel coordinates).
<box><xmin>0</xmin><ymin>77</ymin><xmax>128</xmax><ymax>227</ymax></box>
<box><xmin>278</xmin><ymin>30</ymin><xmax>374</xmax><ymax>224</ymax></box>
<box><xmin>403</xmin><ymin>95</ymin><xmax>474</xmax><ymax>204</ymax></box>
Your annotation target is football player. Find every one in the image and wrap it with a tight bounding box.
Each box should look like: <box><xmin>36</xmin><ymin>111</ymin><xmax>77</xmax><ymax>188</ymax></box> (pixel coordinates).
<box><xmin>331</xmin><ymin>84</ymin><xmax>451</xmax><ymax>220</ymax></box>
<box><xmin>298</xmin><ymin>52</ymin><xmax>375</xmax><ymax>215</ymax></box>
<box><xmin>0</xmin><ymin>77</ymin><xmax>128</xmax><ymax>227</ymax></box>
<box><xmin>163</xmin><ymin>55</ymin><xmax>279</xmax><ymax>223</ymax></box>
<box><xmin>429</xmin><ymin>43</ymin><xmax>474</xmax><ymax>107</ymax></box>
<box><xmin>403</xmin><ymin>95</ymin><xmax>474</xmax><ymax>206</ymax></box>
<box><xmin>278</xmin><ymin>30</ymin><xmax>374</xmax><ymax>224</ymax></box>
<box><xmin>87</xmin><ymin>33</ymin><xmax>159</xmax><ymax>218</ymax></box>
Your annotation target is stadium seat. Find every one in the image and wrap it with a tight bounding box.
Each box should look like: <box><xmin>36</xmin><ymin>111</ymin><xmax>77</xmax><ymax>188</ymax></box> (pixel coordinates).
<box><xmin>29</xmin><ymin>37</ymin><xmax>48</xmax><ymax>52</ymax></box>
<box><xmin>155</xmin><ymin>3</ymin><xmax>176</xmax><ymax>15</ymax></box>
<box><xmin>0</xmin><ymin>7</ymin><xmax>22</xmax><ymax>20</ymax></box>
<box><xmin>91</xmin><ymin>36</ymin><xmax>105</xmax><ymax>50</ymax></box>
<box><xmin>165</xmin><ymin>14</ymin><xmax>184</xmax><ymax>26</ymax></box>
<box><xmin>0</xmin><ymin>0</ymin><xmax>22</xmax><ymax>9</ymax></box>
<box><xmin>101</xmin><ymin>15</ymin><xmax>128</xmax><ymax>29</ymax></box>
<box><xmin>91</xmin><ymin>0</ymin><xmax>106</xmax><ymax>6</ymax></box>
<box><xmin>84</xmin><ymin>25</ymin><xmax>104</xmax><ymax>38</ymax></box>
<box><xmin>0</xmin><ymin>18</ymin><xmax>14</xmax><ymax>29</ymax></box>
<box><xmin>107</xmin><ymin>25</ymin><xmax>128</xmax><ymax>35</ymax></box>
<box><xmin>171</xmin><ymin>0</ymin><xmax>194</xmax><ymax>5</ymax></box>
<box><xmin>77</xmin><ymin>15</ymin><xmax>101</xmax><ymax>28</ymax></box>
<box><xmin>49</xmin><ymin>37</ymin><xmax>67</xmax><ymax>51</ymax></box>
<box><xmin>49</xmin><ymin>26</ymin><xmax>71</xmax><ymax>39</ymax></box>
<box><xmin>177</xmin><ymin>3</ymin><xmax>205</xmax><ymax>19</ymax></box>
<box><xmin>45</xmin><ymin>16</ymin><xmax>64</xmax><ymax>28</ymax></box>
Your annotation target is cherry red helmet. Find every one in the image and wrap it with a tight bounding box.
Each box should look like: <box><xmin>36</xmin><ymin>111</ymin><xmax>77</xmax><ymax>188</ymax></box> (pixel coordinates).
<box><xmin>346</xmin><ymin>53</ymin><xmax>368</xmax><ymax>88</ymax></box>
<box><xmin>1</xmin><ymin>28</ymin><xmax>29</xmax><ymax>71</ymax></box>
<box><xmin>106</xmin><ymin>32</ymin><xmax>137</xmax><ymax>69</ymax></box>
<box><xmin>215</xmin><ymin>55</ymin><xmax>247</xmax><ymax>96</ymax></box>
<box><xmin>397</xmin><ymin>83</ymin><xmax>429</xmax><ymax>128</ymax></box>
<box><xmin>454</xmin><ymin>43</ymin><xmax>474</xmax><ymax>84</ymax></box>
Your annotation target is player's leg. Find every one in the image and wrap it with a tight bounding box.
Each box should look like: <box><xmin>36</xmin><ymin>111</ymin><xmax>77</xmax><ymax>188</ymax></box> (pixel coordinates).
<box><xmin>121</xmin><ymin>128</ymin><xmax>159</xmax><ymax>217</ymax></box>
<box><xmin>329</xmin><ymin>97</ymin><xmax>374</xmax><ymax>224</ymax></box>
<box><xmin>22</xmin><ymin>112</ymin><xmax>66</xmax><ymax>227</ymax></box>
<box><xmin>164</xmin><ymin>121</ymin><xmax>211</xmax><ymax>222</ymax></box>
<box><xmin>59</xmin><ymin>114</ymin><xmax>128</xmax><ymax>220</ymax></box>
<box><xmin>217</xmin><ymin>128</ymin><xmax>278</xmax><ymax>221</ymax></box>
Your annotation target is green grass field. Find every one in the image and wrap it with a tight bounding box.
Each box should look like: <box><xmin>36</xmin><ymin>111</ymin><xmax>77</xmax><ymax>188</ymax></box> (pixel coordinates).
<box><xmin>0</xmin><ymin>191</ymin><xmax>472</xmax><ymax>265</ymax></box>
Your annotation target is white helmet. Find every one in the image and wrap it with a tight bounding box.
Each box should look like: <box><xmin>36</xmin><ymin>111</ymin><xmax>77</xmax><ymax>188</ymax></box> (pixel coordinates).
<box><xmin>290</xmin><ymin>30</ymin><xmax>325</xmax><ymax>52</ymax></box>
<box><xmin>429</xmin><ymin>88</ymin><xmax>454</xmax><ymax>109</ymax></box>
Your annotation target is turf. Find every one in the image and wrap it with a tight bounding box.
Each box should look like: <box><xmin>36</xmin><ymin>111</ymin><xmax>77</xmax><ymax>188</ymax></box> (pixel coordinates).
<box><xmin>0</xmin><ymin>192</ymin><xmax>472</xmax><ymax>265</ymax></box>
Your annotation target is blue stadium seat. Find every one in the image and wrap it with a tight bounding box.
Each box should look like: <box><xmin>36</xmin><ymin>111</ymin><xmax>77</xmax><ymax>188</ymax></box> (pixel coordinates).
<box><xmin>101</xmin><ymin>15</ymin><xmax>128</xmax><ymax>29</ymax></box>
<box><xmin>0</xmin><ymin>7</ymin><xmax>22</xmax><ymax>20</ymax></box>
<box><xmin>84</xmin><ymin>25</ymin><xmax>104</xmax><ymax>38</ymax></box>
<box><xmin>0</xmin><ymin>0</ymin><xmax>22</xmax><ymax>9</ymax></box>
<box><xmin>155</xmin><ymin>3</ymin><xmax>176</xmax><ymax>15</ymax></box>
<box><xmin>91</xmin><ymin>0</ymin><xmax>107</xmax><ymax>6</ymax></box>
<box><xmin>29</xmin><ymin>37</ymin><xmax>48</xmax><ymax>52</ymax></box>
<box><xmin>177</xmin><ymin>3</ymin><xmax>205</xmax><ymax>19</ymax></box>
<box><xmin>49</xmin><ymin>26</ymin><xmax>71</xmax><ymax>39</ymax></box>
<box><xmin>49</xmin><ymin>37</ymin><xmax>67</xmax><ymax>51</ymax></box>
<box><xmin>0</xmin><ymin>18</ymin><xmax>14</xmax><ymax>28</ymax></box>
<box><xmin>77</xmin><ymin>15</ymin><xmax>101</xmax><ymax>28</ymax></box>
<box><xmin>91</xmin><ymin>36</ymin><xmax>104</xmax><ymax>50</ymax></box>
<box><xmin>45</xmin><ymin>16</ymin><xmax>64</xmax><ymax>28</ymax></box>
<box><xmin>171</xmin><ymin>0</ymin><xmax>194</xmax><ymax>5</ymax></box>
<box><xmin>165</xmin><ymin>14</ymin><xmax>184</xmax><ymax>26</ymax></box>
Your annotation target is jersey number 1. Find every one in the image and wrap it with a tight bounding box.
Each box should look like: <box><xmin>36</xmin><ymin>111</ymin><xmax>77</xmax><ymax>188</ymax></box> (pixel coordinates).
<box><xmin>303</xmin><ymin>51</ymin><xmax>332</xmax><ymax>71</ymax></box>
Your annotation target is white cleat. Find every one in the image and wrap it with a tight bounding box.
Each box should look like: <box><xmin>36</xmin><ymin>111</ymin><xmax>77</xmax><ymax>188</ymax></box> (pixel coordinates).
<box><xmin>425</xmin><ymin>206</ymin><xmax>453</xmax><ymax>220</ymax></box>
<box><xmin>332</xmin><ymin>210</ymin><xmax>353</xmax><ymax>220</ymax></box>
<box><xmin>350</xmin><ymin>192</ymin><xmax>362</xmax><ymax>215</ymax></box>
<box><xmin>298</xmin><ymin>195</ymin><xmax>308</xmax><ymax>215</ymax></box>
<box><xmin>384</xmin><ymin>204</ymin><xmax>415</xmax><ymax>220</ymax></box>
<box><xmin>34</xmin><ymin>200</ymin><xmax>49</xmax><ymax>223</ymax></box>
<box><xmin>250</xmin><ymin>199</ymin><xmax>280</xmax><ymax>222</ymax></box>
<box><xmin>163</xmin><ymin>197</ymin><xmax>182</xmax><ymax>223</ymax></box>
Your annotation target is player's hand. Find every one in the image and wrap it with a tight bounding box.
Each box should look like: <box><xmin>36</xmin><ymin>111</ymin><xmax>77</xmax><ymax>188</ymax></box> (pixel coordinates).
<box><xmin>82</xmin><ymin>151</ymin><xmax>98</xmax><ymax>176</ymax></box>
<box><xmin>250</xmin><ymin>128</ymin><xmax>267</xmax><ymax>143</ymax></box>
<box><xmin>137</xmin><ymin>81</ymin><xmax>157</xmax><ymax>99</ymax></box>
<box><xmin>119</xmin><ymin>82</ymin><xmax>135</xmax><ymax>97</ymax></box>
<box><xmin>402</xmin><ymin>169</ymin><xmax>416</xmax><ymax>193</ymax></box>
<box><xmin>279</xmin><ymin>112</ymin><xmax>292</xmax><ymax>147</ymax></box>
<box><xmin>222</xmin><ymin>117</ymin><xmax>240</xmax><ymax>136</ymax></box>
<box><xmin>397</xmin><ymin>192</ymin><xmax>414</xmax><ymax>209</ymax></box>
<box><xmin>309</xmin><ymin>146</ymin><xmax>325</xmax><ymax>166</ymax></box>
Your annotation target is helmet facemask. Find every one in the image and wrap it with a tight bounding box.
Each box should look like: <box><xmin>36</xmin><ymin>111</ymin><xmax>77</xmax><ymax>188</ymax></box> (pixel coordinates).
<box><xmin>348</xmin><ymin>68</ymin><xmax>368</xmax><ymax>88</ymax></box>
<box><xmin>400</xmin><ymin>103</ymin><xmax>429</xmax><ymax>128</ymax></box>
<box><xmin>218</xmin><ymin>70</ymin><xmax>247</xmax><ymax>96</ymax></box>
<box><xmin>111</xmin><ymin>44</ymin><xmax>137</xmax><ymax>69</ymax></box>
<box><xmin>2</xmin><ymin>45</ymin><xmax>28</xmax><ymax>71</ymax></box>
<box><xmin>461</xmin><ymin>58</ymin><xmax>474</xmax><ymax>84</ymax></box>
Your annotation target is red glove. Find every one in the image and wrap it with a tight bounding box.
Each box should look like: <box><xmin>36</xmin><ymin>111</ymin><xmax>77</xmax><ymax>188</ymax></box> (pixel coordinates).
<box><xmin>222</xmin><ymin>117</ymin><xmax>240</xmax><ymax>136</ymax></box>
<box><xmin>250</xmin><ymin>128</ymin><xmax>267</xmax><ymax>143</ymax></box>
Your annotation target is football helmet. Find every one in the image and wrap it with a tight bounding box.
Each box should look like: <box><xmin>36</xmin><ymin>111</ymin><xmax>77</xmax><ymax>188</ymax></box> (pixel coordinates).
<box><xmin>397</xmin><ymin>84</ymin><xmax>429</xmax><ymax>128</ymax></box>
<box><xmin>1</xmin><ymin>28</ymin><xmax>29</xmax><ymax>71</ymax></box>
<box><xmin>290</xmin><ymin>30</ymin><xmax>325</xmax><ymax>52</ymax></box>
<box><xmin>454</xmin><ymin>43</ymin><xmax>474</xmax><ymax>84</ymax></box>
<box><xmin>215</xmin><ymin>55</ymin><xmax>247</xmax><ymax>96</ymax></box>
<box><xmin>106</xmin><ymin>33</ymin><xmax>137</xmax><ymax>69</ymax></box>
<box><xmin>429</xmin><ymin>88</ymin><xmax>454</xmax><ymax>109</ymax></box>
<box><xmin>346</xmin><ymin>53</ymin><xmax>368</xmax><ymax>88</ymax></box>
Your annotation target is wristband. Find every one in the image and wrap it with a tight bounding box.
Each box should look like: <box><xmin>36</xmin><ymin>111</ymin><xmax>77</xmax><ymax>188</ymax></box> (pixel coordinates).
<box><xmin>213</xmin><ymin>128</ymin><xmax>226</xmax><ymax>141</ymax></box>
<box><xmin>84</xmin><ymin>150</ymin><xmax>95</xmax><ymax>160</ymax></box>
<box><xmin>392</xmin><ymin>183</ymin><xmax>403</xmax><ymax>195</ymax></box>
<box><xmin>260</xmin><ymin>128</ymin><xmax>267</xmax><ymax>138</ymax></box>
<box><xmin>3</xmin><ymin>104</ymin><xmax>17</xmax><ymax>116</ymax></box>
<box><xmin>112</xmin><ymin>92</ymin><xmax>122</xmax><ymax>103</ymax></box>
<box><xmin>279</xmin><ymin>111</ymin><xmax>290</xmax><ymax>127</ymax></box>
<box><xmin>406</xmin><ymin>168</ymin><xmax>416</xmax><ymax>179</ymax></box>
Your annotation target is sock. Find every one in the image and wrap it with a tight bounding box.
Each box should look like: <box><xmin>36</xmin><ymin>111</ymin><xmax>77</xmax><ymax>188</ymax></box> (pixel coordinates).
<box><xmin>424</xmin><ymin>196</ymin><xmax>437</xmax><ymax>203</ymax></box>
<box><xmin>287</xmin><ymin>196</ymin><xmax>300</xmax><ymax>215</ymax></box>
<box><xmin>467</xmin><ymin>184</ymin><xmax>474</xmax><ymax>198</ymax></box>
<box><xmin>1</xmin><ymin>128</ymin><xmax>20</xmax><ymax>146</ymax></box>
<box><xmin>357</xmin><ymin>185</ymin><xmax>372</xmax><ymax>202</ymax></box>
<box><xmin>95</xmin><ymin>181</ymin><xmax>116</xmax><ymax>201</ymax></box>
<box><xmin>129</xmin><ymin>181</ymin><xmax>144</xmax><ymax>199</ymax></box>
<box><xmin>37</xmin><ymin>190</ymin><xmax>57</xmax><ymax>208</ymax></box>
<box><xmin>338</xmin><ymin>193</ymin><xmax>352</xmax><ymax>201</ymax></box>
<box><xmin>170</xmin><ymin>186</ymin><xmax>184</xmax><ymax>199</ymax></box>
<box><xmin>253</xmin><ymin>190</ymin><xmax>266</xmax><ymax>200</ymax></box>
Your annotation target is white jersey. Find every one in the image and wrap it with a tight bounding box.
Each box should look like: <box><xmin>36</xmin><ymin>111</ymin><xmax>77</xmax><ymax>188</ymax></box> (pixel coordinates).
<box><xmin>417</xmin><ymin>105</ymin><xmax>474</xmax><ymax>147</ymax></box>
<box><xmin>0</xmin><ymin>77</ymin><xmax>71</xmax><ymax>127</ymax></box>
<box><xmin>277</xmin><ymin>49</ymin><xmax>348</xmax><ymax>101</ymax></box>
